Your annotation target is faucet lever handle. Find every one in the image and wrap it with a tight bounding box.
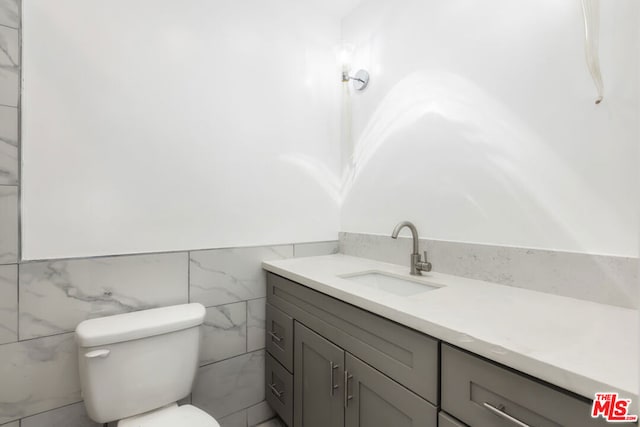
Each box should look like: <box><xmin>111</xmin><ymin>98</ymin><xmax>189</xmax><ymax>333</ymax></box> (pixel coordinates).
<box><xmin>419</xmin><ymin>251</ymin><xmax>432</xmax><ymax>273</ymax></box>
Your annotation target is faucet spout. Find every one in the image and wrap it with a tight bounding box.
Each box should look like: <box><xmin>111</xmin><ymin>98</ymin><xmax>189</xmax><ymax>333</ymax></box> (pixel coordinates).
<box><xmin>391</xmin><ymin>221</ymin><xmax>432</xmax><ymax>276</ymax></box>
<box><xmin>391</xmin><ymin>221</ymin><xmax>419</xmax><ymax>254</ymax></box>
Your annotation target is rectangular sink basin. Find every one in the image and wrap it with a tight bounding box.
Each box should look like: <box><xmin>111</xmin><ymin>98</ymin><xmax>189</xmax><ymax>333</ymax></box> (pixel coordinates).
<box><xmin>340</xmin><ymin>271</ymin><xmax>440</xmax><ymax>297</ymax></box>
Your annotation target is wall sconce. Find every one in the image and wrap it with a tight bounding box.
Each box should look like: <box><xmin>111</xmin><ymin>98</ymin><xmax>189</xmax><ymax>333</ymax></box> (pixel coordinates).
<box><xmin>342</xmin><ymin>69</ymin><xmax>370</xmax><ymax>91</ymax></box>
<box><xmin>338</xmin><ymin>42</ymin><xmax>370</xmax><ymax>91</ymax></box>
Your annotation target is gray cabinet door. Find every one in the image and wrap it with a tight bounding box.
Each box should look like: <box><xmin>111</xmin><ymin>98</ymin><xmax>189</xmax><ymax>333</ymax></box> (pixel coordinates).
<box><xmin>344</xmin><ymin>353</ymin><xmax>437</xmax><ymax>427</ymax></box>
<box><xmin>294</xmin><ymin>322</ymin><xmax>345</xmax><ymax>427</ymax></box>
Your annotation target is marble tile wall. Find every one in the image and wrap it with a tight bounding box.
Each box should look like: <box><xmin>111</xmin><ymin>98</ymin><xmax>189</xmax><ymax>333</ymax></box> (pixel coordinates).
<box><xmin>215</xmin><ymin>401</ymin><xmax>277</xmax><ymax>427</ymax></box>
<box><xmin>19</xmin><ymin>254</ymin><xmax>189</xmax><ymax>340</ymax></box>
<box><xmin>219</xmin><ymin>410</ymin><xmax>248</xmax><ymax>427</ymax></box>
<box><xmin>0</xmin><ymin>0</ymin><xmax>19</xmax><ymax>29</ymax></box>
<box><xmin>339</xmin><ymin>232</ymin><xmax>638</xmax><ymax>309</ymax></box>
<box><xmin>0</xmin><ymin>264</ymin><xmax>17</xmax><ymax>344</ymax></box>
<box><xmin>246</xmin><ymin>401</ymin><xmax>276</xmax><ymax>426</ymax></box>
<box><xmin>0</xmin><ymin>0</ymin><xmax>19</xmax><ymax>201</ymax></box>
<box><xmin>19</xmin><ymin>403</ymin><xmax>99</xmax><ymax>427</ymax></box>
<box><xmin>190</xmin><ymin>246</ymin><xmax>293</xmax><ymax>307</ymax></box>
<box><xmin>192</xmin><ymin>350</ymin><xmax>266</xmax><ymax>419</ymax></box>
<box><xmin>0</xmin><ymin>185</ymin><xmax>18</xmax><ymax>264</ymax></box>
<box><xmin>0</xmin><ymin>333</ymin><xmax>80</xmax><ymax>424</ymax></box>
<box><xmin>247</xmin><ymin>299</ymin><xmax>266</xmax><ymax>353</ymax></box>
<box><xmin>0</xmin><ymin>239</ymin><xmax>337</xmax><ymax>427</ymax></box>
<box><xmin>200</xmin><ymin>302</ymin><xmax>247</xmax><ymax>366</ymax></box>
<box><xmin>0</xmin><ymin>13</ymin><xmax>19</xmax><ymax>108</ymax></box>
<box><xmin>0</xmin><ymin>2</ymin><xmax>21</xmax><ymax>426</ymax></box>
<box><xmin>0</xmin><ymin>106</ymin><xmax>18</xmax><ymax>186</ymax></box>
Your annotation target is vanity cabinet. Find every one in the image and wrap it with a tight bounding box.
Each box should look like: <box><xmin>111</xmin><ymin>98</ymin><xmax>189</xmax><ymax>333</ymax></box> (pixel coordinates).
<box><xmin>265</xmin><ymin>272</ymin><xmax>627</xmax><ymax>427</ymax></box>
<box><xmin>265</xmin><ymin>272</ymin><xmax>438</xmax><ymax>427</ymax></box>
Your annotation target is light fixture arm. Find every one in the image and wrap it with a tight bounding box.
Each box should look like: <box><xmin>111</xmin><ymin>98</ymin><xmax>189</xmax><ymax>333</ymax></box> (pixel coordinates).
<box><xmin>341</xmin><ymin>69</ymin><xmax>370</xmax><ymax>91</ymax></box>
<box><xmin>342</xmin><ymin>72</ymin><xmax>365</xmax><ymax>84</ymax></box>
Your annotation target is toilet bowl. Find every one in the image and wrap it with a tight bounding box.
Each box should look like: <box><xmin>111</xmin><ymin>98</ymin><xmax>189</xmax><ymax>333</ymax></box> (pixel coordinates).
<box><xmin>75</xmin><ymin>303</ymin><xmax>219</xmax><ymax>426</ymax></box>
<box><xmin>117</xmin><ymin>403</ymin><xmax>217</xmax><ymax>427</ymax></box>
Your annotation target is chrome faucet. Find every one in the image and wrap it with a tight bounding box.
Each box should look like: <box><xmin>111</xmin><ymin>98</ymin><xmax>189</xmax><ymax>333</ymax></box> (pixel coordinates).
<box><xmin>391</xmin><ymin>221</ymin><xmax>432</xmax><ymax>275</ymax></box>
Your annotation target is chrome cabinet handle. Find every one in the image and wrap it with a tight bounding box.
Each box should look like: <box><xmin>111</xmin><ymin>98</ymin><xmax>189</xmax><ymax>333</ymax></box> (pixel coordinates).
<box><xmin>267</xmin><ymin>330</ymin><xmax>282</xmax><ymax>342</ymax></box>
<box><xmin>344</xmin><ymin>371</ymin><xmax>353</xmax><ymax>407</ymax></box>
<box><xmin>268</xmin><ymin>383</ymin><xmax>283</xmax><ymax>398</ymax></box>
<box><xmin>330</xmin><ymin>362</ymin><xmax>339</xmax><ymax>396</ymax></box>
<box><xmin>483</xmin><ymin>402</ymin><xmax>531</xmax><ymax>427</ymax></box>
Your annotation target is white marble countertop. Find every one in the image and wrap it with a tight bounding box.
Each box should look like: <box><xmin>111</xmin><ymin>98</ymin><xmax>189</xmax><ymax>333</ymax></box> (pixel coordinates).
<box><xmin>263</xmin><ymin>254</ymin><xmax>638</xmax><ymax>406</ymax></box>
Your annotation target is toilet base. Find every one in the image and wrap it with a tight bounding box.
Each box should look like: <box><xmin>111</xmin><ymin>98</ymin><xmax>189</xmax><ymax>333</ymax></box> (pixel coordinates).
<box><xmin>117</xmin><ymin>403</ymin><xmax>219</xmax><ymax>427</ymax></box>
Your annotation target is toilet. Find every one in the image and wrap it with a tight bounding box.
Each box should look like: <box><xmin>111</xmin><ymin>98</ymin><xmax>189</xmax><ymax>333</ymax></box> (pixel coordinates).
<box><xmin>75</xmin><ymin>303</ymin><xmax>219</xmax><ymax>426</ymax></box>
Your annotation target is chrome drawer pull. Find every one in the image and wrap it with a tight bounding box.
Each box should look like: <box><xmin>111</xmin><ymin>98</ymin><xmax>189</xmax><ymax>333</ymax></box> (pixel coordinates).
<box><xmin>483</xmin><ymin>402</ymin><xmax>531</xmax><ymax>427</ymax></box>
<box><xmin>344</xmin><ymin>371</ymin><xmax>353</xmax><ymax>407</ymax></box>
<box><xmin>268</xmin><ymin>383</ymin><xmax>284</xmax><ymax>398</ymax></box>
<box><xmin>330</xmin><ymin>361</ymin><xmax>339</xmax><ymax>396</ymax></box>
<box><xmin>268</xmin><ymin>330</ymin><xmax>283</xmax><ymax>342</ymax></box>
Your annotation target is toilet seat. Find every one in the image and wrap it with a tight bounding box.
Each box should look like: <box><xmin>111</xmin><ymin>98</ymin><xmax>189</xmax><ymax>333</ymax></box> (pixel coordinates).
<box><xmin>117</xmin><ymin>403</ymin><xmax>219</xmax><ymax>427</ymax></box>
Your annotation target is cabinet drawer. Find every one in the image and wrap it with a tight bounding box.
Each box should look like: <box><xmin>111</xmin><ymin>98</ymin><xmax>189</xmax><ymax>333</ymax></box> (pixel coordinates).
<box><xmin>266</xmin><ymin>303</ymin><xmax>293</xmax><ymax>372</ymax></box>
<box><xmin>442</xmin><ymin>344</ymin><xmax>616</xmax><ymax>427</ymax></box>
<box><xmin>438</xmin><ymin>412</ymin><xmax>467</xmax><ymax>427</ymax></box>
<box><xmin>266</xmin><ymin>352</ymin><xmax>293</xmax><ymax>427</ymax></box>
<box><xmin>267</xmin><ymin>273</ymin><xmax>439</xmax><ymax>404</ymax></box>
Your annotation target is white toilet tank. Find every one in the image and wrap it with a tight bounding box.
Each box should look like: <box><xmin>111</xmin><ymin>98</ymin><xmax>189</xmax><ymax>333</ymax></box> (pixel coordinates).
<box><xmin>76</xmin><ymin>303</ymin><xmax>206</xmax><ymax>424</ymax></box>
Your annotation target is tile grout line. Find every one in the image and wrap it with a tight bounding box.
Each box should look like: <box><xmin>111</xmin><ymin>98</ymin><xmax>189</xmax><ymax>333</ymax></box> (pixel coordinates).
<box><xmin>198</xmin><ymin>347</ymin><xmax>264</xmax><ymax>369</ymax></box>
<box><xmin>16</xmin><ymin>0</ymin><xmax>22</xmax><ymax>266</ymax></box>
<box><xmin>220</xmin><ymin>400</ymin><xmax>274</xmax><ymax>426</ymax></box>
<box><xmin>15</xmin><ymin>262</ymin><xmax>18</xmax><ymax>345</ymax></box>
<box><xmin>19</xmin><ymin>239</ymin><xmax>340</xmax><ymax>264</ymax></box>
<box><xmin>0</xmin><ymin>21</ymin><xmax>18</xmax><ymax>31</ymax></box>
<box><xmin>245</xmin><ymin>299</ymin><xmax>249</xmax><ymax>353</ymax></box>
<box><xmin>7</xmin><ymin>399</ymin><xmax>85</xmax><ymax>425</ymax></box>
<box><xmin>0</xmin><ymin>330</ymin><xmax>73</xmax><ymax>347</ymax></box>
<box><xmin>218</xmin><ymin>400</ymin><xmax>274</xmax><ymax>427</ymax></box>
<box><xmin>14</xmin><ymin>0</ymin><xmax>21</xmax><ymax>355</ymax></box>
<box><xmin>187</xmin><ymin>251</ymin><xmax>191</xmax><ymax>304</ymax></box>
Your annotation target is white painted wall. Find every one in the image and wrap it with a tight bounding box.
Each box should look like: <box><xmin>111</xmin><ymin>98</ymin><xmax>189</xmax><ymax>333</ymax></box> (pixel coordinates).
<box><xmin>22</xmin><ymin>0</ymin><xmax>341</xmax><ymax>259</ymax></box>
<box><xmin>341</xmin><ymin>0</ymin><xmax>639</xmax><ymax>257</ymax></box>
<box><xmin>299</xmin><ymin>0</ymin><xmax>364</xmax><ymax>19</ymax></box>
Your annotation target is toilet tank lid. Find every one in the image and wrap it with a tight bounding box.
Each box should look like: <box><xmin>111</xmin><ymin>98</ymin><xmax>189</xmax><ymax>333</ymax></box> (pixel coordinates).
<box><xmin>76</xmin><ymin>303</ymin><xmax>206</xmax><ymax>347</ymax></box>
